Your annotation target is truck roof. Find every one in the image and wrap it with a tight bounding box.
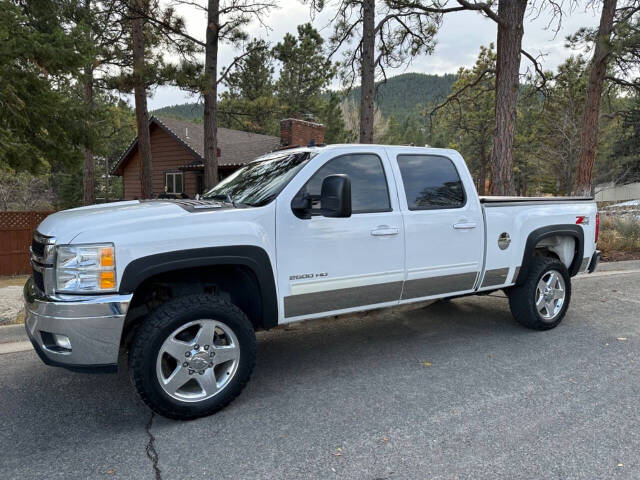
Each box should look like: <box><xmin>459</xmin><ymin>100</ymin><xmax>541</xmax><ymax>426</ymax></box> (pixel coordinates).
<box><xmin>254</xmin><ymin>144</ymin><xmax>458</xmax><ymax>162</ymax></box>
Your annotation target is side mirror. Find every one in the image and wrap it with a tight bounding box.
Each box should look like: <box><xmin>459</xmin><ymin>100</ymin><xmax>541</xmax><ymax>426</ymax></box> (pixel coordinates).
<box><xmin>320</xmin><ymin>174</ymin><xmax>351</xmax><ymax>218</ymax></box>
<box><xmin>291</xmin><ymin>190</ymin><xmax>312</xmax><ymax>219</ymax></box>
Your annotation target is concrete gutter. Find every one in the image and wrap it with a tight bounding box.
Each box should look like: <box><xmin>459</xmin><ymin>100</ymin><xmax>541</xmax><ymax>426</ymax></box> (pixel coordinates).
<box><xmin>0</xmin><ymin>323</ymin><xmax>28</xmax><ymax>344</ymax></box>
<box><xmin>0</xmin><ymin>324</ymin><xmax>30</xmax><ymax>354</ymax></box>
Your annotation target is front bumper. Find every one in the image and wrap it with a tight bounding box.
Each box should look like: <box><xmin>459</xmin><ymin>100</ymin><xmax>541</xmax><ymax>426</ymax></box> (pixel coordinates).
<box><xmin>23</xmin><ymin>278</ymin><xmax>132</xmax><ymax>373</ymax></box>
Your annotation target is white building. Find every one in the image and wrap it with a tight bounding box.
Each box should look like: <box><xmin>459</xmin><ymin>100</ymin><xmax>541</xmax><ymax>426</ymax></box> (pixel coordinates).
<box><xmin>595</xmin><ymin>182</ymin><xmax>640</xmax><ymax>202</ymax></box>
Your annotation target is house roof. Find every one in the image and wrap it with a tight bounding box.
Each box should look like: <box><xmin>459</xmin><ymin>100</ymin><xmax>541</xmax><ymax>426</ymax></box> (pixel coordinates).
<box><xmin>111</xmin><ymin>115</ymin><xmax>281</xmax><ymax>175</ymax></box>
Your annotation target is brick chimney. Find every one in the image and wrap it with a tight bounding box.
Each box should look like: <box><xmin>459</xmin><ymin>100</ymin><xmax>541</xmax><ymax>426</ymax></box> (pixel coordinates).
<box><xmin>280</xmin><ymin>118</ymin><xmax>325</xmax><ymax>148</ymax></box>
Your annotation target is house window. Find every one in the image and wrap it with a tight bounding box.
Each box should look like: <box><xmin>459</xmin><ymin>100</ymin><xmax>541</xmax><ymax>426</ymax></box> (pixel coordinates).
<box><xmin>165</xmin><ymin>172</ymin><xmax>184</xmax><ymax>194</ymax></box>
<box><xmin>196</xmin><ymin>173</ymin><xmax>204</xmax><ymax>195</ymax></box>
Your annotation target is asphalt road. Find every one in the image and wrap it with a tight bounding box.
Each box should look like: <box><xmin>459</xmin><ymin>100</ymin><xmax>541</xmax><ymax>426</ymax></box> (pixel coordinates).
<box><xmin>1</xmin><ymin>263</ymin><xmax>640</xmax><ymax>480</ymax></box>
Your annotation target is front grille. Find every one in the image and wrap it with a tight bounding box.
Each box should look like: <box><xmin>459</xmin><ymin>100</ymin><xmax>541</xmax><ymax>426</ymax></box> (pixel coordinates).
<box><xmin>33</xmin><ymin>268</ymin><xmax>45</xmax><ymax>292</ymax></box>
<box><xmin>31</xmin><ymin>237</ymin><xmax>45</xmax><ymax>258</ymax></box>
<box><xmin>31</xmin><ymin>231</ymin><xmax>55</xmax><ymax>295</ymax></box>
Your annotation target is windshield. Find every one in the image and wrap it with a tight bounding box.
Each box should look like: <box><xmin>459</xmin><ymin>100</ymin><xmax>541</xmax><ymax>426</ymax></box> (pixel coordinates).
<box><xmin>202</xmin><ymin>152</ymin><xmax>313</xmax><ymax>206</ymax></box>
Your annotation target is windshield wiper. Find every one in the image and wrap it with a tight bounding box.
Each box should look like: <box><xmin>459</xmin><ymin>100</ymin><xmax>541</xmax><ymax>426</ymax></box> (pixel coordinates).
<box><xmin>206</xmin><ymin>193</ymin><xmax>251</xmax><ymax>208</ymax></box>
<box><xmin>207</xmin><ymin>193</ymin><xmax>234</xmax><ymax>204</ymax></box>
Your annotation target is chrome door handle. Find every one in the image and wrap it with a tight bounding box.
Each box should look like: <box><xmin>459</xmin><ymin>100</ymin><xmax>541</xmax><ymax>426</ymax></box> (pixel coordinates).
<box><xmin>453</xmin><ymin>222</ymin><xmax>477</xmax><ymax>230</ymax></box>
<box><xmin>371</xmin><ymin>226</ymin><xmax>399</xmax><ymax>236</ymax></box>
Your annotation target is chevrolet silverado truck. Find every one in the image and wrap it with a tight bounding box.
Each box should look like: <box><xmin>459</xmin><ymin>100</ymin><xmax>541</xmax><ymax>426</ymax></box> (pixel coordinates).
<box><xmin>24</xmin><ymin>145</ymin><xmax>600</xmax><ymax>419</ymax></box>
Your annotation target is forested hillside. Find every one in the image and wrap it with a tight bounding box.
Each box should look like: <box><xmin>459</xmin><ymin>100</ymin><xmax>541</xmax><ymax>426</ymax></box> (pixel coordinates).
<box><xmin>154</xmin><ymin>72</ymin><xmax>458</xmax><ymax>122</ymax></box>
<box><xmin>154</xmin><ymin>103</ymin><xmax>204</xmax><ymax>122</ymax></box>
<box><xmin>341</xmin><ymin>73</ymin><xmax>457</xmax><ymax>119</ymax></box>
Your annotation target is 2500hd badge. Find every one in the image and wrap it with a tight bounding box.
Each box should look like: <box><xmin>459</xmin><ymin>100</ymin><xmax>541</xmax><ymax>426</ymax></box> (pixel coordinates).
<box><xmin>289</xmin><ymin>272</ymin><xmax>328</xmax><ymax>281</ymax></box>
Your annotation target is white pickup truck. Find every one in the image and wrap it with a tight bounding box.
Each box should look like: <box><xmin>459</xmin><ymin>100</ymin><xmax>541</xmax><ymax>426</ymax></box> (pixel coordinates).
<box><xmin>25</xmin><ymin>145</ymin><xmax>600</xmax><ymax>419</ymax></box>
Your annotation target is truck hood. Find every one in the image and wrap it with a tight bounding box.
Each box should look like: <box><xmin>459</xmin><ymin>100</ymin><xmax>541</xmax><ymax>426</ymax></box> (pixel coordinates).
<box><xmin>36</xmin><ymin>200</ymin><xmax>229</xmax><ymax>243</ymax></box>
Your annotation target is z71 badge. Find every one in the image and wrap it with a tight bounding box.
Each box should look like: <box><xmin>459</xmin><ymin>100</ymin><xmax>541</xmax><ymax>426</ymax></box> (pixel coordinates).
<box><xmin>289</xmin><ymin>272</ymin><xmax>328</xmax><ymax>281</ymax></box>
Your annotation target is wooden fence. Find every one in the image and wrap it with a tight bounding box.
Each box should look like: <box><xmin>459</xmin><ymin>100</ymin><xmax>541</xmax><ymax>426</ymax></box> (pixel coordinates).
<box><xmin>0</xmin><ymin>211</ymin><xmax>53</xmax><ymax>276</ymax></box>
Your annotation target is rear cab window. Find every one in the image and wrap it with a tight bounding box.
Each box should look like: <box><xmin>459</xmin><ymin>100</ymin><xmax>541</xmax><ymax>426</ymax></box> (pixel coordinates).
<box><xmin>396</xmin><ymin>154</ymin><xmax>466</xmax><ymax>210</ymax></box>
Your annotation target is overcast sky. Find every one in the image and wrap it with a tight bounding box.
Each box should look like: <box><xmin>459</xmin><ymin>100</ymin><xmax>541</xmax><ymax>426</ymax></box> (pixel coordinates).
<box><xmin>144</xmin><ymin>2</ymin><xmax>601</xmax><ymax>110</ymax></box>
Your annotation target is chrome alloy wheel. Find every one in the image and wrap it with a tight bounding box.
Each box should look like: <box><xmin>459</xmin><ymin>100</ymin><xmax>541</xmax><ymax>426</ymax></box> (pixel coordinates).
<box><xmin>155</xmin><ymin>319</ymin><xmax>240</xmax><ymax>402</ymax></box>
<box><xmin>535</xmin><ymin>270</ymin><xmax>566</xmax><ymax>321</ymax></box>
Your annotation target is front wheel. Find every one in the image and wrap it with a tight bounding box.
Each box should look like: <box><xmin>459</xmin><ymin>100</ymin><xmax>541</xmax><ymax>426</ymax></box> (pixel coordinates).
<box><xmin>507</xmin><ymin>257</ymin><xmax>572</xmax><ymax>330</ymax></box>
<box><xmin>129</xmin><ymin>295</ymin><xmax>256</xmax><ymax>420</ymax></box>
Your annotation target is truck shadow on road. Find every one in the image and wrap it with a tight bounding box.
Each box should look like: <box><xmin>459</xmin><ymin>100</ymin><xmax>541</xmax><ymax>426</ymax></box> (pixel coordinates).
<box><xmin>251</xmin><ymin>296</ymin><xmax>531</xmax><ymax>391</ymax></box>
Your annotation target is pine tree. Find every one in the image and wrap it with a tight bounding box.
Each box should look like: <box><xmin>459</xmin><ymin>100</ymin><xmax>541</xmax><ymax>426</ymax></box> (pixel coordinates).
<box><xmin>223</xmin><ymin>39</ymin><xmax>274</xmax><ymax>101</ymax></box>
<box><xmin>309</xmin><ymin>0</ymin><xmax>440</xmax><ymax>144</ymax></box>
<box><xmin>381</xmin><ymin>115</ymin><xmax>404</xmax><ymax>145</ymax></box>
<box><xmin>536</xmin><ymin>57</ymin><xmax>588</xmax><ymax>195</ymax></box>
<box><xmin>432</xmin><ymin>45</ymin><xmax>496</xmax><ymax>194</ymax></box>
<box><xmin>0</xmin><ymin>1</ymin><xmax>85</xmax><ymax>175</ymax></box>
<box><xmin>273</xmin><ymin>24</ymin><xmax>336</xmax><ymax>118</ymax></box>
<box><xmin>318</xmin><ymin>93</ymin><xmax>349</xmax><ymax>144</ymax></box>
<box><xmin>166</xmin><ymin>0</ymin><xmax>276</xmax><ymax>188</ymax></box>
<box><xmin>219</xmin><ymin>39</ymin><xmax>279</xmax><ymax>135</ymax></box>
<box><xmin>104</xmin><ymin>0</ymin><xmax>197</xmax><ymax>198</ymax></box>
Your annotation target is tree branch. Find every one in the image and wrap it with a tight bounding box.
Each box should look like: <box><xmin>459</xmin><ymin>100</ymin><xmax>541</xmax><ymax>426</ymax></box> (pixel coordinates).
<box><xmin>429</xmin><ymin>67</ymin><xmax>495</xmax><ymax>124</ymax></box>
<box><xmin>388</xmin><ymin>0</ymin><xmax>503</xmax><ymax>25</ymax></box>
<box><xmin>521</xmin><ymin>48</ymin><xmax>548</xmax><ymax>91</ymax></box>
<box><xmin>217</xmin><ymin>46</ymin><xmax>261</xmax><ymax>85</ymax></box>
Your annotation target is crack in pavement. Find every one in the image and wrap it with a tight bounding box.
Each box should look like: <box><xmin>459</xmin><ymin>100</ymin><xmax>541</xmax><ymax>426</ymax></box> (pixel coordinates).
<box><xmin>145</xmin><ymin>412</ymin><xmax>163</xmax><ymax>480</ymax></box>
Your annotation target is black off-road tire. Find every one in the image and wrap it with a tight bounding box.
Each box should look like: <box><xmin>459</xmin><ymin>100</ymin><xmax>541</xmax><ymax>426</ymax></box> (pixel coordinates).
<box><xmin>507</xmin><ymin>257</ymin><xmax>572</xmax><ymax>331</ymax></box>
<box><xmin>129</xmin><ymin>294</ymin><xmax>256</xmax><ymax>420</ymax></box>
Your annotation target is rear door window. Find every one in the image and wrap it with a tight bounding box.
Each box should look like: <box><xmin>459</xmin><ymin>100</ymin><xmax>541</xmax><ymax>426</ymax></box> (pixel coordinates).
<box><xmin>397</xmin><ymin>154</ymin><xmax>466</xmax><ymax>210</ymax></box>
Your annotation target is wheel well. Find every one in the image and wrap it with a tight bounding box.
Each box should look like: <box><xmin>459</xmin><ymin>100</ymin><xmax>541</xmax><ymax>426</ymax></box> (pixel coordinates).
<box><xmin>121</xmin><ymin>265</ymin><xmax>264</xmax><ymax>348</ymax></box>
<box><xmin>515</xmin><ymin>225</ymin><xmax>584</xmax><ymax>285</ymax></box>
<box><xmin>533</xmin><ymin>235</ymin><xmax>576</xmax><ymax>269</ymax></box>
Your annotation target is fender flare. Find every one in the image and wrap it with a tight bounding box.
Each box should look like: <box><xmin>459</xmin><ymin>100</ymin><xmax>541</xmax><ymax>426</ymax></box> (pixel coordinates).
<box><xmin>119</xmin><ymin>245</ymin><xmax>278</xmax><ymax>329</ymax></box>
<box><xmin>515</xmin><ymin>224</ymin><xmax>584</xmax><ymax>285</ymax></box>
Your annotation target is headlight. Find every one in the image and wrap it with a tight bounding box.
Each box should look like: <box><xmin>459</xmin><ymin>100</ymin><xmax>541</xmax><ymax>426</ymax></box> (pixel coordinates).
<box><xmin>55</xmin><ymin>244</ymin><xmax>116</xmax><ymax>293</ymax></box>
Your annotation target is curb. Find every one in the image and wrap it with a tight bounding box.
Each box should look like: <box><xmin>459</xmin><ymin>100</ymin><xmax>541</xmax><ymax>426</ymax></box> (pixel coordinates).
<box><xmin>0</xmin><ymin>323</ymin><xmax>28</xmax><ymax>345</ymax></box>
<box><xmin>0</xmin><ymin>341</ymin><xmax>32</xmax><ymax>355</ymax></box>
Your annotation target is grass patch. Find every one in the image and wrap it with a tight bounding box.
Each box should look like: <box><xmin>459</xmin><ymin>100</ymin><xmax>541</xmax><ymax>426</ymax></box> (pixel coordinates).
<box><xmin>599</xmin><ymin>215</ymin><xmax>640</xmax><ymax>261</ymax></box>
<box><xmin>0</xmin><ymin>275</ymin><xmax>29</xmax><ymax>289</ymax></box>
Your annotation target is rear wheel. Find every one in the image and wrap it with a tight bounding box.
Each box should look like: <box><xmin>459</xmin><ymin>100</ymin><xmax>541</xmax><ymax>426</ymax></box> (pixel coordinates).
<box><xmin>129</xmin><ymin>294</ymin><xmax>256</xmax><ymax>420</ymax></box>
<box><xmin>507</xmin><ymin>257</ymin><xmax>571</xmax><ymax>330</ymax></box>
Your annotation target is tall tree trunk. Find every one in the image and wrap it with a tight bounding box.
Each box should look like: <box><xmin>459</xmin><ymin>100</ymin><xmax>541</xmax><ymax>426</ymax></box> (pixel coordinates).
<box><xmin>105</xmin><ymin>157</ymin><xmax>110</xmax><ymax>202</ymax></box>
<box><xmin>82</xmin><ymin>65</ymin><xmax>96</xmax><ymax>205</ymax></box>
<box><xmin>489</xmin><ymin>0</ymin><xmax>527</xmax><ymax>196</ymax></box>
<box><xmin>359</xmin><ymin>0</ymin><xmax>375</xmax><ymax>144</ymax></box>
<box><xmin>566</xmin><ymin>152</ymin><xmax>574</xmax><ymax>196</ymax></box>
<box><xmin>49</xmin><ymin>175</ymin><xmax>59</xmax><ymax>210</ymax></box>
<box><xmin>203</xmin><ymin>0</ymin><xmax>220</xmax><ymax>189</ymax></box>
<box><xmin>477</xmin><ymin>143</ymin><xmax>487</xmax><ymax>195</ymax></box>
<box><xmin>575</xmin><ymin>0</ymin><xmax>617</xmax><ymax>196</ymax></box>
<box><xmin>131</xmin><ymin>0</ymin><xmax>153</xmax><ymax>199</ymax></box>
